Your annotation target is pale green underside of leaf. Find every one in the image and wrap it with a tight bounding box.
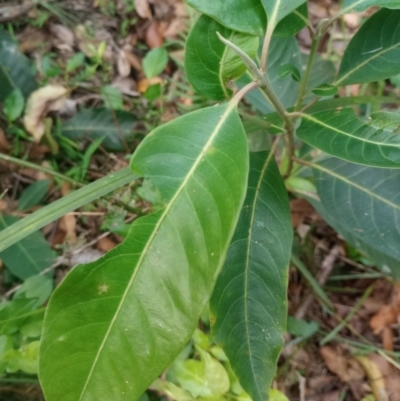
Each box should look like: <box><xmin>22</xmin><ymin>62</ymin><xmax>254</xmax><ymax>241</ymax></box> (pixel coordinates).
<box><xmin>210</xmin><ymin>152</ymin><xmax>292</xmax><ymax>401</ymax></box>
<box><xmin>297</xmin><ymin>109</ymin><xmax>400</xmax><ymax>168</ymax></box>
<box><xmin>311</xmin><ymin>157</ymin><xmax>400</xmax><ymax>279</ymax></box>
<box><xmin>39</xmin><ymin>104</ymin><xmax>249</xmax><ymax>401</ymax></box>
<box><xmin>0</xmin><ymin>29</ymin><xmax>37</xmax><ymax>101</ymax></box>
<box><xmin>308</xmin><ymin>196</ymin><xmax>400</xmax><ymax>280</ymax></box>
<box><xmin>341</xmin><ymin>0</ymin><xmax>400</xmax><ymax>13</ymax></box>
<box><xmin>260</xmin><ymin>0</ymin><xmax>307</xmax><ymax>29</ymax></box>
<box><xmin>184</xmin><ymin>0</ymin><xmax>307</xmax><ymax>37</ymax></box>
<box><xmin>336</xmin><ymin>9</ymin><xmax>400</xmax><ymax>85</ymax></box>
<box><xmin>185</xmin><ymin>15</ymin><xmax>258</xmax><ymax>101</ymax></box>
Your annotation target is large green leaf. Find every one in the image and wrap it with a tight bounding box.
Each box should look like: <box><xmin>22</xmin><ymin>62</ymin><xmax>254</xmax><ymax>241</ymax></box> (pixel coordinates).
<box><xmin>185</xmin><ymin>15</ymin><xmax>258</xmax><ymax>101</ymax></box>
<box><xmin>0</xmin><ymin>216</ymin><xmax>56</xmax><ymax>280</ymax></box>
<box><xmin>184</xmin><ymin>1</ymin><xmax>307</xmax><ymax>37</ymax></box>
<box><xmin>39</xmin><ymin>103</ymin><xmax>249</xmax><ymax>401</ymax></box>
<box><xmin>336</xmin><ymin>9</ymin><xmax>400</xmax><ymax>86</ymax></box>
<box><xmin>341</xmin><ymin>0</ymin><xmax>400</xmax><ymax>13</ymax></box>
<box><xmin>241</xmin><ymin>36</ymin><xmax>302</xmax><ymax>114</ymax></box>
<box><xmin>62</xmin><ymin>108</ymin><xmax>137</xmax><ymax>151</ymax></box>
<box><xmin>312</xmin><ymin>157</ymin><xmax>400</xmax><ymax>277</ymax></box>
<box><xmin>210</xmin><ymin>151</ymin><xmax>292</xmax><ymax>401</ymax></box>
<box><xmin>297</xmin><ymin>109</ymin><xmax>400</xmax><ymax>168</ymax></box>
<box><xmin>0</xmin><ymin>29</ymin><xmax>37</xmax><ymax>101</ymax></box>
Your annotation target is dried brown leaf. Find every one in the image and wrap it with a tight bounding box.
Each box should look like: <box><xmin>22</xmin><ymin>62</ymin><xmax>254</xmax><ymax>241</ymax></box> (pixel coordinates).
<box><xmin>24</xmin><ymin>86</ymin><xmax>68</xmax><ymax>143</ymax></box>
<box><xmin>134</xmin><ymin>0</ymin><xmax>152</xmax><ymax>19</ymax></box>
<box><xmin>117</xmin><ymin>49</ymin><xmax>131</xmax><ymax>77</ymax></box>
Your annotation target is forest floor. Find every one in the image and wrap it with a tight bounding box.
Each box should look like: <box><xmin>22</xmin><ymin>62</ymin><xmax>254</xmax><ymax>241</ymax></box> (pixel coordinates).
<box><xmin>0</xmin><ymin>1</ymin><xmax>400</xmax><ymax>400</ymax></box>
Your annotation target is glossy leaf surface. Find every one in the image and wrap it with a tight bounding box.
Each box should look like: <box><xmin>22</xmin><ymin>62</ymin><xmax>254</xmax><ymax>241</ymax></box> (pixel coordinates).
<box><xmin>336</xmin><ymin>9</ymin><xmax>400</xmax><ymax>85</ymax></box>
<box><xmin>62</xmin><ymin>108</ymin><xmax>137</xmax><ymax>151</ymax></box>
<box><xmin>185</xmin><ymin>0</ymin><xmax>266</xmax><ymax>36</ymax></box>
<box><xmin>297</xmin><ymin>109</ymin><xmax>400</xmax><ymax>167</ymax></box>
<box><xmin>211</xmin><ymin>151</ymin><xmax>292</xmax><ymax>401</ymax></box>
<box><xmin>0</xmin><ymin>29</ymin><xmax>37</xmax><ymax>101</ymax></box>
<box><xmin>0</xmin><ymin>216</ymin><xmax>56</xmax><ymax>280</ymax></box>
<box><xmin>185</xmin><ymin>15</ymin><xmax>258</xmax><ymax>100</ymax></box>
<box><xmin>39</xmin><ymin>103</ymin><xmax>249</xmax><ymax>401</ymax></box>
<box><xmin>312</xmin><ymin>157</ymin><xmax>400</xmax><ymax>277</ymax></box>
<box><xmin>184</xmin><ymin>1</ymin><xmax>307</xmax><ymax>37</ymax></box>
<box><xmin>341</xmin><ymin>0</ymin><xmax>400</xmax><ymax>12</ymax></box>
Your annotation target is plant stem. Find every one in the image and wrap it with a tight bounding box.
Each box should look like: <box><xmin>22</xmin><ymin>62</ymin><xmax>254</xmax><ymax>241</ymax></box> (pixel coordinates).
<box><xmin>295</xmin><ymin>35</ymin><xmax>319</xmax><ymax>111</ymax></box>
<box><xmin>260</xmin><ymin>26</ymin><xmax>274</xmax><ymax>72</ymax></box>
<box><xmin>0</xmin><ymin>153</ymin><xmax>81</xmax><ymax>186</ymax></box>
<box><xmin>260</xmin><ymin>79</ymin><xmax>294</xmax><ymax>130</ymax></box>
<box><xmin>231</xmin><ymin>81</ymin><xmax>260</xmax><ymax>106</ymax></box>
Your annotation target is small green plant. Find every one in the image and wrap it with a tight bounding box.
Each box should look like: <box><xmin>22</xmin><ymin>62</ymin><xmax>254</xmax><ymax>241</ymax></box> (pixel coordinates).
<box><xmin>1</xmin><ymin>1</ymin><xmax>400</xmax><ymax>400</ymax></box>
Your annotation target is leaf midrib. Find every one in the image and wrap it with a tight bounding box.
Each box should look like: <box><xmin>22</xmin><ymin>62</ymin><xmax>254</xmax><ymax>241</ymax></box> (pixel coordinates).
<box><xmin>77</xmin><ymin>103</ymin><xmax>237</xmax><ymax>400</ymax></box>
<box><xmin>302</xmin><ymin>113</ymin><xmax>400</xmax><ymax>148</ymax></box>
<box><xmin>243</xmin><ymin>151</ymin><xmax>275</xmax><ymax>401</ymax></box>
<box><xmin>336</xmin><ymin>42</ymin><xmax>400</xmax><ymax>85</ymax></box>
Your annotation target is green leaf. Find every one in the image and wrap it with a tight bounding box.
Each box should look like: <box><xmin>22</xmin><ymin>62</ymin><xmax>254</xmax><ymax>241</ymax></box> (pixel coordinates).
<box><xmin>210</xmin><ymin>151</ymin><xmax>292</xmax><ymax>401</ymax></box>
<box><xmin>172</xmin><ymin>348</ymin><xmax>230</xmax><ymax>398</ymax></box>
<box><xmin>312</xmin><ymin>157</ymin><xmax>400</xmax><ymax>278</ymax></box>
<box><xmin>241</xmin><ymin>36</ymin><xmax>302</xmax><ymax>114</ymax></box>
<box><xmin>341</xmin><ymin>0</ymin><xmax>400</xmax><ymax>13</ymax></box>
<box><xmin>308</xmin><ymin>194</ymin><xmax>400</xmax><ymax>279</ymax></box>
<box><xmin>336</xmin><ymin>9</ymin><xmax>400</xmax><ymax>86</ymax></box>
<box><xmin>39</xmin><ymin>103</ymin><xmax>249</xmax><ymax>401</ymax></box>
<box><xmin>0</xmin><ymin>167</ymin><xmax>137</xmax><ymax>253</ymax></box>
<box><xmin>66</xmin><ymin>52</ymin><xmax>86</xmax><ymax>73</ymax></box>
<box><xmin>287</xmin><ymin>316</ymin><xmax>319</xmax><ymax>339</ymax></box>
<box><xmin>311</xmin><ymin>84</ymin><xmax>338</xmax><ymax>97</ymax></box>
<box><xmin>62</xmin><ymin>108</ymin><xmax>137</xmax><ymax>151</ymax></box>
<box><xmin>185</xmin><ymin>15</ymin><xmax>258</xmax><ymax>101</ymax></box>
<box><xmin>0</xmin><ymin>216</ymin><xmax>56</xmax><ymax>280</ymax></box>
<box><xmin>101</xmin><ymin>85</ymin><xmax>124</xmax><ymax>110</ymax></box>
<box><xmin>14</xmin><ymin>275</ymin><xmax>54</xmax><ymax>308</ymax></box>
<box><xmin>260</xmin><ymin>0</ymin><xmax>307</xmax><ymax>30</ymax></box>
<box><xmin>18</xmin><ymin>180</ymin><xmax>51</xmax><ymax>211</ymax></box>
<box><xmin>184</xmin><ymin>1</ymin><xmax>307</xmax><ymax>37</ymax></box>
<box><xmin>277</xmin><ymin>64</ymin><xmax>301</xmax><ymax>82</ymax></box>
<box><xmin>297</xmin><ymin>109</ymin><xmax>400</xmax><ymax>168</ymax></box>
<box><xmin>0</xmin><ymin>299</ymin><xmax>39</xmax><ymax>335</ymax></box>
<box><xmin>143</xmin><ymin>47</ymin><xmax>168</xmax><ymax>78</ymax></box>
<box><xmin>0</xmin><ymin>29</ymin><xmax>37</xmax><ymax>101</ymax></box>
<box><xmin>3</xmin><ymin>89</ymin><xmax>24</xmax><ymax>122</ymax></box>
<box><xmin>274</xmin><ymin>4</ymin><xmax>308</xmax><ymax>38</ymax></box>
<box><xmin>269</xmin><ymin>389</ymin><xmax>290</xmax><ymax>401</ymax></box>
<box><xmin>185</xmin><ymin>0</ymin><xmax>266</xmax><ymax>36</ymax></box>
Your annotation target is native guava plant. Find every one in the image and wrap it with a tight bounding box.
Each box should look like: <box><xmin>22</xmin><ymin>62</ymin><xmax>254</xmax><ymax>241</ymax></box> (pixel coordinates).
<box><xmin>1</xmin><ymin>0</ymin><xmax>400</xmax><ymax>400</ymax></box>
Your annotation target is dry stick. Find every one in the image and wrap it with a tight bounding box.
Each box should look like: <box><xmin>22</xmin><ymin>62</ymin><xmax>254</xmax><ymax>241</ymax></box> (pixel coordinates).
<box><xmin>295</xmin><ymin>244</ymin><xmax>342</xmax><ymax>320</ymax></box>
